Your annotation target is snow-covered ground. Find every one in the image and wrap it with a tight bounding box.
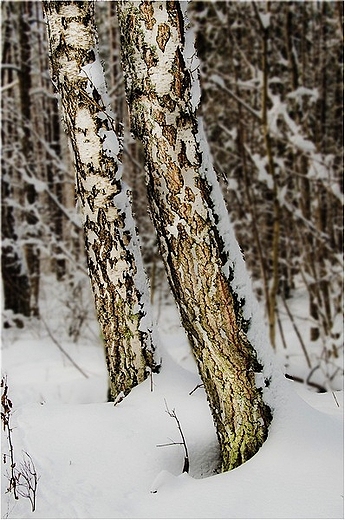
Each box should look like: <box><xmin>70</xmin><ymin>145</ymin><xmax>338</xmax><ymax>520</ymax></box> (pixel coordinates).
<box><xmin>1</xmin><ymin>277</ymin><xmax>343</xmax><ymax>519</ymax></box>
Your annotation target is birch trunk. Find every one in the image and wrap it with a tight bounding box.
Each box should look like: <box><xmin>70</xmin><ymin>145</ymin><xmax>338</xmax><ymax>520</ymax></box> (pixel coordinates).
<box><xmin>117</xmin><ymin>1</ymin><xmax>272</xmax><ymax>471</ymax></box>
<box><xmin>43</xmin><ymin>0</ymin><xmax>155</xmax><ymax>399</ymax></box>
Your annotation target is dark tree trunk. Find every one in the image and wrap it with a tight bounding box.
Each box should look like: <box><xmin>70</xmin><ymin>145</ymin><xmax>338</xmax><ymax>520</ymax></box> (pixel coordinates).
<box><xmin>18</xmin><ymin>1</ymin><xmax>40</xmax><ymax>317</ymax></box>
<box><xmin>1</xmin><ymin>2</ymin><xmax>31</xmax><ymax>324</ymax></box>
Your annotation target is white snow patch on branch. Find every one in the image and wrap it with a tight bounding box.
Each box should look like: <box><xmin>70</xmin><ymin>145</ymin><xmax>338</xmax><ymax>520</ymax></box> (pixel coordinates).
<box><xmin>244</xmin><ymin>146</ymin><xmax>274</xmax><ymax>189</ymax></box>
<box><xmin>259</xmin><ymin>12</ymin><xmax>271</xmax><ymax>29</ymax></box>
<box><xmin>287</xmin><ymin>86</ymin><xmax>319</xmax><ymax>104</ymax></box>
<box><xmin>98</xmin><ymin>129</ymin><xmax>120</xmax><ymax>159</ymax></box>
<box><xmin>289</xmin><ymin>134</ymin><xmax>315</xmax><ymax>153</ymax></box>
<box><xmin>166</xmin><ymin>215</ymin><xmax>187</xmax><ymax>239</ymax></box>
<box><xmin>80</xmin><ymin>59</ymin><xmax>109</xmax><ymax>102</ymax></box>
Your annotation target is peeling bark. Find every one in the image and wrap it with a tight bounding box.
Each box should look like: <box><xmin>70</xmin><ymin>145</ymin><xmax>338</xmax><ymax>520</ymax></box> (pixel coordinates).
<box><xmin>118</xmin><ymin>0</ymin><xmax>272</xmax><ymax>471</ymax></box>
<box><xmin>43</xmin><ymin>0</ymin><xmax>155</xmax><ymax>399</ymax></box>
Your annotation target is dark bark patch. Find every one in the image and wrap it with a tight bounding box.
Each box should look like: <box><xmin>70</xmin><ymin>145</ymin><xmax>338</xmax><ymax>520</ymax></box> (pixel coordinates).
<box><xmin>159</xmin><ymin>94</ymin><xmax>176</xmax><ymax>112</ymax></box>
<box><xmin>156</xmin><ymin>23</ymin><xmax>171</xmax><ymax>52</ymax></box>
<box><xmin>166</xmin><ymin>159</ymin><xmax>183</xmax><ymax>195</ymax></box>
<box><xmin>140</xmin><ymin>1</ymin><xmax>156</xmax><ymax>30</ymax></box>
<box><xmin>153</xmin><ymin>109</ymin><xmax>165</xmax><ymax>125</ymax></box>
<box><xmin>185</xmin><ymin>186</ymin><xmax>196</xmax><ymax>203</ymax></box>
<box><xmin>171</xmin><ymin>48</ymin><xmax>190</xmax><ymax>99</ymax></box>
<box><xmin>143</xmin><ymin>45</ymin><xmax>158</xmax><ymax>69</ymax></box>
<box><xmin>166</xmin><ymin>1</ymin><xmax>185</xmax><ymax>45</ymax></box>
<box><xmin>162</xmin><ymin>124</ymin><xmax>177</xmax><ymax>146</ymax></box>
<box><xmin>178</xmin><ymin>140</ymin><xmax>192</xmax><ymax>168</ymax></box>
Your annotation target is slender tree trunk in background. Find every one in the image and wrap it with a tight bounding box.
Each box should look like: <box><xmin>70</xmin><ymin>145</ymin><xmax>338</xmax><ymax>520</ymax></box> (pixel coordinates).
<box><xmin>253</xmin><ymin>2</ymin><xmax>280</xmax><ymax>350</ymax></box>
<box><xmin>18</xmin><ymin>1</ymin><xmax>41</xmax><ymax>317</ymax></box>
<box><xmin>117</xmin><ymin>0</ymin><xmax>272</xmax><ymax>471</ymax></box>
<box><xmin>1</xmin><ymin>176</ymin><xmax>31</xmax><ymax>325</ymax></box>
<box><xmin>39</xmin><ymin>4</ymin><xmax>67</xmax><ymax>282</ymax></box>
<box><xmin>1</xmin><ymin>2</ymin><xmax>31</xmax><ymax>324</ymax></box>
<box><xmin>224</xmin><ymin>14</ymin><xmax>269</xmax><ymax>306</ymax></box>
<box><xmin>49</xmin><ymin>104</ymin><xmax>66</xmax><ymax>280</ymax></box>
<box><xmin>43</xmin><ymin>0</ymin><xmax>156</xmax><ymax>399</ymax></box>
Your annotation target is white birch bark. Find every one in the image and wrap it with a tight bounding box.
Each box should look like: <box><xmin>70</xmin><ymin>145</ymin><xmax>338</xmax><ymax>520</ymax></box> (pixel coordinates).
<box><xmin>43</xmin><ymin>0</ymin><xmax>156</xmax><ymax>400</ymax></box>
<box><xmin>117</xmin><ymin>0</ymin><xmax>273</xmax><ymax>471</ymax></box>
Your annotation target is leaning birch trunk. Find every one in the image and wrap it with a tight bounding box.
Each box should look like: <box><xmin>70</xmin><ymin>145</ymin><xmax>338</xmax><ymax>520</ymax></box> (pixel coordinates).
<box><xmin>43</xmin><ymin>1</ymin><xmax>155</xmax><ymax>400</ymax></box>
<box><xmin>117</xmin><ymin>1</ymin><xmax>272</xmax><ymax>471</ymax></box>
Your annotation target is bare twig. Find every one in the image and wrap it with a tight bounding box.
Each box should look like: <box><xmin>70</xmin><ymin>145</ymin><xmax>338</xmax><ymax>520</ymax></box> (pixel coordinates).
<box><xmin>157</xmin><ymin>400</ymin><xmax>189</xmax><ymax>474</ymax></box>
<box><xmin>1</xmin><ymin>79</ymin><xmax>19</xmax><ymax>93</ymax></box>
<box><xmin>306</xmin><ymin>364</ymin><xmax>320</xmax><ymax>388</ymax></box>
<box><xmin>276</xmin><ymin>306</ymin><xmax>288</xmax><ymax>350</ymax></box>
<box><xmin>189</xmin><ymin>383</ymin><xmax>204</xmax><ymax>396</ymax></box>
<box><xmin>281</xmin><ymin>295</ymin><xmax>312</xmax><ymax>368</ymax></box>
<box><xmin>210</xmin><ymin>75</ymin><xmax>261</xmax><ymax>121</ymax></box>
<box><xmin>1</xmin><ymin>377</ymin><xmax>19</xmax><ymax>501</ymax></box>
<box><xmin>332</xmin><ymin>392</ymin><xmax>340</xmax><ymax>408</ymax></box>
<box><xmin>113</xmin><ymin>391</ymin><xmax>125</xmax><ymax>406</ymax></box>
<box><xmin>1</xmin><ymin>377</ymin><xmax>39</xmax><ymax>512</ymax></box>
<box><xmin>17</xmin><ymin>452</ymin><xmax>39</xmax><ymax>512</ymax></box>
<box><xmin>157</xmin><ymin>441</ymin><xmax>184</xmax><ymax>448</ymax></box>
<box><xmin>284</xmin><ymin>373</ymin><xmax>326</xmax><ymax>393</ymax></box>
<box><xmin>41</xmin><ymin>317</ymin><xmax>89</xmax><ymax>379</ymax></box>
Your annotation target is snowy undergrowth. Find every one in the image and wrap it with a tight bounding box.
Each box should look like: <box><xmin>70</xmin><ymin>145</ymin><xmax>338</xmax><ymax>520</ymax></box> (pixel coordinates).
<box><xmin>1</xmin><ymin>280</ymin><xmax>343</xmax><ymax>519</ymax></box>
<box><xmin>274</xmin><ymin>281</ymin><xmax>344</xmax><ymax>392</ymax></box>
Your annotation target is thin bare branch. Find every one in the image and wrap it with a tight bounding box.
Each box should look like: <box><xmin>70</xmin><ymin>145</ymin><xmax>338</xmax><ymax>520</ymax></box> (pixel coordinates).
<box><xmin>164</xmin><ymin>400</ymin><xmax>189</xmax><ymax>474</ymax></box>
<box><xmin>41</xmin><ymin>317</ymin><xmax>89</xmax><ymax>379</ymax></box>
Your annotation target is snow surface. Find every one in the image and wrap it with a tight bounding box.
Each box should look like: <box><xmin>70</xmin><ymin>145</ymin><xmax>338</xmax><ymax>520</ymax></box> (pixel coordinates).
<box><xmin>1</xmin><ymin>281</ymin><xmax>343</xmax><ymax>519</ymax></box>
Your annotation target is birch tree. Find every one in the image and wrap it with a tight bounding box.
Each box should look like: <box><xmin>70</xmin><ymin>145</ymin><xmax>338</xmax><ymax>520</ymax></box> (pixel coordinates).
<box><xmin>191</xmin><ymin>1</ymin><xmax>343</xmax><ymax>384</ymax></box>
<box><xmin>43</xmin><ymin>0</ymin><xmax>155</xmax><ymax>399</ymax></box>
<box><xmin>117</xmin><ymin>0</ymin><xmax>273</xmax><ymax>471</ymax></box>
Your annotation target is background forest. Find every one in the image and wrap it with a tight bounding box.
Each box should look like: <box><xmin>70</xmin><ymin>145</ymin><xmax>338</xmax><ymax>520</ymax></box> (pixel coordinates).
<box><xmin>2</xmin><ymin>1</ymin><xmax>343</xmax><ymax>390</ymax></box>
<box><xmin>1</xmin><ymin>2</ymin><xmax>344</xmax><ymax>519</ymax></box>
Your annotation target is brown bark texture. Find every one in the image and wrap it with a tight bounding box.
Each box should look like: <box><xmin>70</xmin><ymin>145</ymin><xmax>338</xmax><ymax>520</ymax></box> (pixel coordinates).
<box><xmin>117</xmin><ymin>0</ymin><xmax>272</xmax><ymax>471</ymax></box>
<box><xmin>43</xmin><ymin>0</ymin><xmax>155</xmax><ymax>399</ymax></box>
